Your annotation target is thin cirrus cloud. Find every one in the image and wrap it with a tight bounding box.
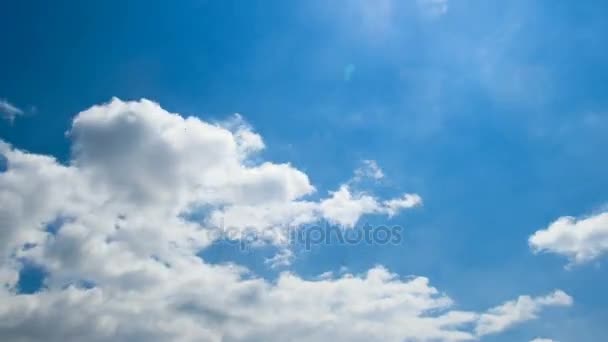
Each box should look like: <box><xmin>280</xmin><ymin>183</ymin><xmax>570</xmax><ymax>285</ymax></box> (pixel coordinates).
<box><xmin>418</xmin><ymin>0</ymin><xmax>449</xmax><ymax>17</ymax></box>
<box><xmin>320</xmin><ymin>0</ymin><xmax>449</xmax><ymax>42</ymax></box>
<box><xmin>529</xmin><ymin>211</ymin><xmax>608</xmax><ymax>266</ymax></box>
<box><xmin>0</xmin><ymin>98</ymin><xmax>572</xmax><ymax>341</ymax></box>
<box><xmin>0</xmin><ymin>99</ymin><xmax>24</xmax><ymax>123</ymax></box>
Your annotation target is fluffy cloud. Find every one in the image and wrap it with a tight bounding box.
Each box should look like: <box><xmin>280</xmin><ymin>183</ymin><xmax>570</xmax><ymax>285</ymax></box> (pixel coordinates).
<box><xmin>320</xmin><ymin>185</ymin><xmax>388</xmax><ymax>227</ymax></box>
<box><xmin>0</xmin><ymin>98</ymin><xmax>571</xmax><ymax>341</ymax></box>
<box><xmin>529</xmin><ymin>211</ymin><xmax>608</xmax><ymax>266</ymax></box>
<box><xmin>530</xmin><ymin>339</ymin><xmax>557</xmax><ymax>342</ymax></box>
<box><xmin>0</xmin><ymin>99</ymin><xmax>23</xmax><ymax>123</ymax></box>
<box><xmin>319</xmin><ymin>186</ymin><xmax>422</xmax><ymax>227</ymax></box>
<box><xmin>69</xmin><ymin>99</ymin><xmax>313</xmax><ymax>209</ymax></box>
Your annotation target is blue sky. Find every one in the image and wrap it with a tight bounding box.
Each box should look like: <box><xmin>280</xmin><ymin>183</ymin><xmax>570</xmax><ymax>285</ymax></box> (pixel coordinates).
<box><xmin>1</xmin><ymin>1</ymin><xmax>607</xmax><ymax>341</ymax></box>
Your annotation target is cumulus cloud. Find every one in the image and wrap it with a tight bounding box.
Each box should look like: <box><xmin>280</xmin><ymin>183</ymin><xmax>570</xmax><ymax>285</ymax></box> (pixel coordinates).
<box><xmin>0</xmin><ymin>99</ymin><xmax>24</xmax><ymax>123</ymax></box>
<box><xmin>530</xmin><ymin>338</ymin><xmax>557</xmax><ymax>342</ymax></box>
<box><xmin>529</xmin><ymin>211</ymin><xmax>608</xmax><ymax>266</ymax></box>
<box><xmin>0</xmin><ymin>98</ymin><xmax>571</xmax><ymax>341</ymax></box>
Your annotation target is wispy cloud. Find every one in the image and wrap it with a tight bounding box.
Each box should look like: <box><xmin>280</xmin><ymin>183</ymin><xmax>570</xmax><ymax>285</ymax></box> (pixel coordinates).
<box><xmin>0</xmin><ymin>99</ymin><xmax>24</xmax><ymax>123</ymax></box>
<box><xmin>418</xmin><ymin>0</ymin><xmax>449</xmax><ymax>17</ymax></box>
<box><xmin>265</xmin><ymin>248</ymin><xmax>294</xmax><ymax>269</ymax></box>
<box><xmin>475</xmin><ymin>290</ymin><xmax>573</xmax><ymax>336</ymax></box>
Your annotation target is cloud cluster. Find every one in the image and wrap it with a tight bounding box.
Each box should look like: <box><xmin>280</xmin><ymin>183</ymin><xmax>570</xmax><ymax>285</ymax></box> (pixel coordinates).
<box><xmin>0</xmin><ymin>99</ymin><xmax>571</xmax><ymax>341</ymax></box>
<box><xmin>529</xmin><ymin>211</ymin><xmax>608</xmax><ymax>266</ymax></box>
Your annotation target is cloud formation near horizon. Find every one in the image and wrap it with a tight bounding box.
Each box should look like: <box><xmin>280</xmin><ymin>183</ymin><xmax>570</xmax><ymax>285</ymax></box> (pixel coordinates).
<box><xmin>0</xmin><ymin>99</ymin><xmax>571</xmax><ymax>341</ymax></box>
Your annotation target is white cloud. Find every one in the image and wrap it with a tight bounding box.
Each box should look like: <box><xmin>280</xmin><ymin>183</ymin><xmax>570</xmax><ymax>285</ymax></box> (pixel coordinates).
<box><xmin>354</xmin><ymin>159</ymin><xmax>384</xmax><ymax>181</ymax></box>
<box><xmin>319</xmin><ymin>185</ymin><xmax>422</xmax><ymax>227</ymax></box>
<box><xmin>313</xmin><ymin>160</ymin><xmax>421</xmax><ymax>227</ymax></box>
<box><xmin>475</xmin><ymin>290</ymin><xmax>573</xmax><ymax>336</ymax></box>
<box><xmin>207</xmin><ymin>165</ymin><xmax>419</xmax><ymax>232</ymax></box>
<box><xmin>0</xmin><ymin>98</ymin><xmax>571</xmax><ymax>341</ymax></box>
<box><xmin>384</xmin><ymin>194</ymin><xmax>423</xmax><ymax>217</ymax></box>
<box><xmin>530</xmin><ymin>338</ymin><xmax>557</xmax><ymax>342</ymax></box>
<box><xmin>319</xmin><ymin>185</ymin><xmax>383</xmax><ymax>227</ymax></box>
<box><xmin>0</xmin><ymin>99</ymin><xmax>24</xmax><ymax>123</ymax></box>
<box><xmin>265</xmin><ymin>248</ymin><xmax>294</xmax><ymax>269</ymax></box>
<box><xmin>529</xmin><ymin>211</ymin><xmax>608</xmax><ymax>266</ymax></box>
<box><xmin>69</xmin><ymin>99</ymin><xmax>313</xmax><ymax>209</ymax></box>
